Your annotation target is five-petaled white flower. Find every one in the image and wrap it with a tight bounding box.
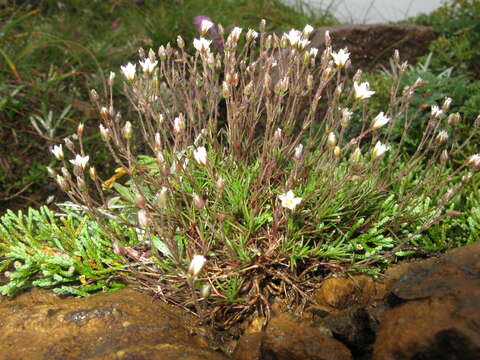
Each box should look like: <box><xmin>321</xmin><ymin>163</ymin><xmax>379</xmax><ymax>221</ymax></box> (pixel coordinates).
<box><xmin>431</xmin><ymin>105</ymin><xmax>443</xmax><ymax>119</ymax></box>
<box><xmin>139</xmin><ymin>58</ymin><xmax>158</xmax><ymax>74</ymax></box>
<box><xmin>120</xmin><ymin>62</ymin><xmax>136</xmax><ymax>81</ymax></box>
<box><xmin>199</xmin><ymin>19</ymin><xmax>213</xmax><ymax>35</ymax></box>
<box><xmin>69</xmin><ymin>154</ymin><xmax>89</xmax><ymax>169</ymax></box>
<box><xmin>188</xmin><ymin>255</ymin><xmax>206</xmax><ymax>277</ymax></box>
<box><xmin>302</xmin><ymin>24</ymin><xmax>314</xmax><ymax>37</ymax></box>
<box><xmin>331</xmin><ymin>48</ymin><xmax>350</xmax><ymax>67</ymax></box>
<box><xmin>354</xmin><ymin>81</ymin><xmax>375</xmax><ymax>100</ymax></box>
<box><xmin>371</xmin><ymin>112</ymin><xmax>390</xmax><ymax>129</ymax></box>
<box><xmin>51</xmin><ymin>144</ymin><xmax>64</xmax><ymax>160</ymax></box>
<box><xmin>372</xmin><ymin>141</ymin><xmax>390</xmax><ymax>159</ymax></box>
<box><xmin>193</xmin><ymin>146</ymin><xmax>208</xmax><ymax>166</ymax></box>
<box><xmin>279</xmin><ymin>190</ymin><xmax>302</xmax><ymax>210</ymax></box>
<box><xmin>193</xmin><ymin>37</ymin><xmax>212</xmax><ymax>53</ymax></box>
<box><xmin>285</xmin><ymin>29</ymin><xmax>302</xmax><ymax>46</ymax></box>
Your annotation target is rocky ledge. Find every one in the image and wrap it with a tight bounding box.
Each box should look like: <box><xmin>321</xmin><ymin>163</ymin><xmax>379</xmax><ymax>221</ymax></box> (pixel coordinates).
<box><xmin>1</xmin><ymin>242</ymin><xmax>478</xmax><ymax>359</ymax></box>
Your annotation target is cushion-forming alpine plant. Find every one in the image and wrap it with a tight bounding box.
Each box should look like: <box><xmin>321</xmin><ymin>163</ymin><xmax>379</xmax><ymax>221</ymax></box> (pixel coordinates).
<box><xmin>49</xmin><ymin>20</ymin><xmax>479</xmax><ymax>325</ymax></box>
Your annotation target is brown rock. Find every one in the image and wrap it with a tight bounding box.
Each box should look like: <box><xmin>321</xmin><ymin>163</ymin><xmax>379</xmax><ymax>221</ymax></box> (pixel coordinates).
<box><xmin>262</xmin><ymin>313</ymin><xmax>352</xmax><ymax>360</ymax></box>
<box><xmin>373</xmin><ymin>242</ymin><xmax>480</xmax><ymax>360</ymax></box>
<box><xmin>310</xmin><ymin>24</ymin><xmax>436</xmax><ymax>71</ymax></box>
<box><xmin>314</xmin><ymin>275</ymin><xmax>376</xmax><ymax>311</ymax></box>
<box><xmin>0</xmin><ymin>288</ymin><xmax>227</xmax><ymax>360</ymax></box>
<box><xmin>232</xmin><ymin>332</ymin><xmax>264</xmax><ymax>360</ymax></box>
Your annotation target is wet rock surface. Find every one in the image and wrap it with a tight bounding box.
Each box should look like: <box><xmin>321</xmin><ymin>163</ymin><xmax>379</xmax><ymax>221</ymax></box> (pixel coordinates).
<box><xmin>0</xmin><ymin>287</ymin><xmax>227</xmax><ymax>360</ymax></box>
<box><xmin>310</xmin><ymin>24</ymin><xmax>436</xmax><ymax>71</ymax></box>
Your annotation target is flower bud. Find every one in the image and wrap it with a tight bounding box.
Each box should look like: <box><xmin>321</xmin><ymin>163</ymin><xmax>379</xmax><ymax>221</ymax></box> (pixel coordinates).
<box><xmin>193</xmin><ymin>146</ymin><xmax>208</xmax><ymax>166</ymax></box>
<box><xmin>56</xmin><ymin>175</ymin><xmax>69</xmax><ymax>191</ymax></box>
<box><xmin>99</xmin><ymin>124</ymin><xmax>110</xmax><ymax>142</ymax></box>
<box><xmin>100</xmin><ymin>106</ymin><xmax>109</xmax><ymax>121</ymax></box>
<box><xmin>440</xmin><ymin>150</ymin><xmax>449</xmax><ymax>163</ymax></box>
<box><xmin>294</xmin><ymin>144</ymin><xmax>303</xmax><ymax>160</ymax></box>
<box><xmin>446</xmin><ymin>112</ymin><xmax>461</xmax><ymax>126</ymax></box>
<box><xmin>89</xmin><ymin>166</ymin><xmax>97</xmax><ymax>181</ymax></box>
<box><xmin>193</xmin><ymin>193</ymin><xmax>205</xmax><ymax>209</ymax></box>
<box><xmin>108</xmin><ymin>71</ymin><xmax>116</xmax><ymax>86</ymax></box>
<box><xmin>442</xmin><ymin>97</ymin><xmax>452</xmax><ymax>113</ymax></box>
<box><xmin>177</xmin><ymin>35</ymin><xmax>185</xmax><ymax>49</ymax></box>
<box><xmin>349</xmin><ymin>147</ymin><xmax>362</xmax><ymax>164</ymax></box>
<box><xmin>77</xmin><ymin>123</ymin><xmax>84</xmax><ymax>137</ymax></box>
<box><xmin>138</xmin><ymin>209</ymin><xmax>149</xmax><ymax>229</ymax></box>
<box><xmin>216</xmin><ymin>177</ymin><xmax>225</xmax><ymax>191</ymax></box>
<box><xmin>158</xmin><ymin>45</ymin><xmax>166</xmax><ymax>60</ymax></box>
<box><xmin>64</xmin><ymin>137</ymin><xmax>75</xmax><ymax>152</ymax></box>
<box><xmin>273</xmin><ymin>128</ymin><xmax>283</xmax><ymax>142</ymax></box>
<box><xmin>136</xmin><ymin>193</ymin><xmax>146</xmax><ymax>208</ymax></box>
<box><xmin>47</xmin><ymin>167</ymin><xmax>57</xmax><ymax>177</ymax></box>
<box><xmin>327</xmin><ymin>132</ymin><xmax>337</xmax><ymax>148</ymax></box>
<box><xmin>154</xmin><ymin>187</ymin><xmax>168</xmax><ymax>208</ymax></box>
<box><xmin>174</xmin><ymin>114</ymin><xmax>186</xmax><ymax>134</ymax></box>
<box><xmin>201</xmin><ymin>284</ymin><xmax>211</xmax><ymax>299</ymax></box>
<box><xmin>324</xmin><ymin>30</ymin><xmax>331</xmax><ymax>47</ymax></box>
<box><xmin>222</xmin><ymin>81</ymin><xmax>231</xmax><ymax>98</ymax></box>
<box><xmin>259</xmin><ymin>19</ymin><xmax>266</xmax><ymax>33</ymax></box>
<box><xmin>188</xmin><ymin>255</ymin><xmax>206</xmax><ymax>277</ymax></box>
<box><xmin>334</xmin><ymin>146</ymin><xmax>341</xmax><ymax>158</ymax></box>
<box><xmin>436</xmin><ymin>130</ymin><xmax>449</xmax><ymax>145</ymax></box>
<box><xmin>123</xmin><ymin>121</ymin><xmax>133</xmax><ymax>139</ymax></box>
<box><xmin>90</xmin><ymin>89</ymin><xmax>99</xmax><ymax>102</ymax></box>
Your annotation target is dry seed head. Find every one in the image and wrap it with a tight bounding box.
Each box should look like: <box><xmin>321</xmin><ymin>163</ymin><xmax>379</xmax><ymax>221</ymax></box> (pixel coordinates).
<box><xmin>108</xmin><ymin>72</ymin><xmax>116</xmax><ymax>86</ymax></box>
<box><xmin>259</xmin><ymin>19</ymin><xmax>266</xmax><ymax>33</ymax></box>
<box><xmin>324</xmin><ymin>30</ymin><xmax>331</xmax><ymax>46</ymax></box>
<box><xmin>77</xmin><ymin>123</ymin><xmax>84</xmax><ymax>137</ymax></box>
<box><xmin>177</xmin><ymin>35</ymin><xmax>185</xmax><ymax>49</ymax></box>
<box><xmin>294</xmin><ymin>144</ymin><xmax>303</xmax><ymax>160</ymax></box>
<box><xmin>467</xmin><ymin>154</ymin><xmax>480</xmax><ymax>169</ymax></box>
<box><xmin>64</xmin><ymin>137</ymin><xmax>75</xmax><ymax>152</ymax></box>
<box><xmin>89</xmin><ymin>166</ymin><xmax>97</xmax><ymax>181</ymax></box>
<box><xmin>174</xmin><ymin>114</ymin><xmax>186</xmax><ymax>134</ymax></box>
<box><xmin>222</xmin><ymin>81</ymin><xmax>231</xmax><ymax>98</ymax></box>
<box><xmin>155</xmin><ymin>187</ymin><xmax>168</xmax><ymax>208</ymax></box>
<box><xmin>135</xmin><ymin>193</ymin><xmax>147</xmax><ymax>208</ymax></box>
<box><xmin>99</xmin><ymin>124</ymin><xmax>110</xmax><ymax>142</ymax></box>
<box><xmin>334</xmin><ymin>146</ymin><xmax>341</xmax><ymax>158</ymax></box>
<box><xmin>56</xmin><ymin>175</ymin><xmax>69</xmax><ymax>192</ymax></box>
<box><xmin>47</xmin><ymin>166</ymin><xmax>56</xmax><ymax>177</ymax></box>
<box><xmin>350</xmin><ymin>147</ymin><xmax>362</xmax><ymax>164</ymax></box>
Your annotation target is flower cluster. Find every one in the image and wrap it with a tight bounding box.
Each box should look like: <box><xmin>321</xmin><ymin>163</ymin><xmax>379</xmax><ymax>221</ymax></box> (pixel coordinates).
<box><xmin>50</xmin><ymin>19</ymin><xmax>478</xmax><ymax>324</ymax></box>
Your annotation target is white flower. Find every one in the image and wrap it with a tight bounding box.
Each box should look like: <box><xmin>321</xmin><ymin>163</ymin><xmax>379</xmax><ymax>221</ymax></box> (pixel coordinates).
<box><xmin>51</xmin><ymin>144</ymin><xmax>64</xmax><ymax>160</ymax></box>
<box><xmin>228</xmin><ymin>27</ymin><xmax>243</xmax><ymax>42</ymax></box>
<box><xmin>371</xmin><ymin>112</ymin><xmax>390</xmax><ymax>129</ymax></box>
<box><xmin>354</xmin><ymin>81</ymin><xmax>375</xmax><ymax>100</ymax></box>
<box><xmin>246</xmin><ymin>29</ymin><xmax>259</xmax><ymax>41</ymax></box>
<box><xmin>193</xmin><ymin>146</ymin><xmax>208</xmax><ymax>166</ymax></box>
<box><xmin>139</xmin><ymin>58</ymin><xmax>158</xmax><ymax>74</ymax></box>
<box><xmin>285</xmin><ymin>29</ymin><xmax>302</xmax><ymax>46</ymax></box>
<box><xmin>120</xmin><ymin>62</ymin><xmax>136</xmax><ymax>81</ymax></box>
<box><xmin>298</xmin><ymin>39</ymin><xmax>311</xmax><ymax>50</ymax></box>
<box><xmin>331</xmin><ymin>48</ymin><xmax>350</xmax><ymax>67</ymax></box>
<box><xmin>308</xmin><ymin>47</ymin><xmax>319</xmax><ymax>58</ymax></box>
<box><xmin>188</xmin><ymin>255</ymin><xmax>206</xmax><ymax>277</ymax></box>
<box><xmin>431</xmin><ymin>105</ymin><xmax>443</xmax><ymax>119</ymax></box>
<box><xmin>279</xmin><ymin>190</ymin><xmax>302</xmax><ymax>210</ymax></box>
<box><xmin>467</xmin><ymin>154</ymin><xmax>480</xmax><ymax>169</ymax></box>
<box><xmin>302</xmin><ymin>24</ymin><xmax>314</xmax><ymax>37</ymax></box>
<box><xmin>193</xmin><ymin>37</ymin><xmax>212</xmax><ymax>52</ymax></box>
<box><xmin>69</xmin><ymin>154</ymin><xmax>89</xmax><ymax>169</ymax></box>
<box><xmin>372</xmin><ymin>141</ymin><xmax>390</xmax><ymax>159</ymax></box>
<box><xmin>199</xmin><ymin>19</ymin><xmax>213</xmax><ymax>35</ymax></box>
